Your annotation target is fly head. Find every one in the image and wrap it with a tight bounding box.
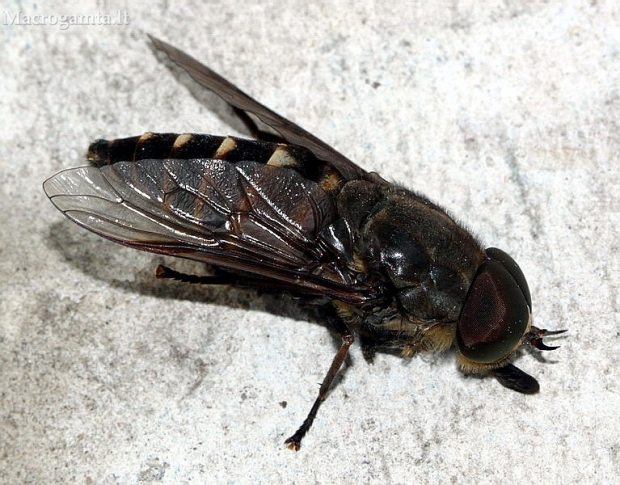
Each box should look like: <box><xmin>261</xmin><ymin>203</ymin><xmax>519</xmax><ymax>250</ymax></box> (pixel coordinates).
<box><xmin>456</xmin><ymin>247</ymin><xmax>564</xmax><ymax>392</ymax></box>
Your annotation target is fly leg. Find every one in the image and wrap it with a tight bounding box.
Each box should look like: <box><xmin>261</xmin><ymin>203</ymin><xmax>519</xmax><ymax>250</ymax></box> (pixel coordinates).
<box><xmin>156</xmin><ymin>265</ymin><xmax>235</xmax><ymax>285</ymax></box>
<box><xmin>156</xmin><ymin>265</ymin><xmax>324</xmax><ymax>296</ymax></box>
<box><xmin>285</xmin><ymin>316</ymin><xmax>354</xmax><ymax>451</ymax></box>
<box><xmin>158</xmin><ymin>264</ymin><xmax>355</xmax><ymax>449</ymax></box>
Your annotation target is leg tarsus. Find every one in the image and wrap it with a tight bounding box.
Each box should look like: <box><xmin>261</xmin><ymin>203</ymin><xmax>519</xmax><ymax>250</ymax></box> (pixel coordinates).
<box><xmin>284</xmin><ymin>327</ymin><xmax>354</xmax><ymax>451</ymax></box>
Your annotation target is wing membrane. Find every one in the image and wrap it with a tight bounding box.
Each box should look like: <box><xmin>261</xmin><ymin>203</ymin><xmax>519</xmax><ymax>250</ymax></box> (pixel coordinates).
<box><xmin>148</xmin><ymin>35</ymin><xmax>367</xmax><ymax>181</ymax></box>
<box><xmin>44</xmin><ymin>159</ymin><xmax>369</xmax><ymax>301</ymax></box>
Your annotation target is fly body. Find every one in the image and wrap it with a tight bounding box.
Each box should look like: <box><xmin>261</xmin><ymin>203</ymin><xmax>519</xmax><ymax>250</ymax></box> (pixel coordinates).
<box><xmin>43</xmin><ymin>36</ymin><xmax>565</xmax><ymax>450</ymax></box>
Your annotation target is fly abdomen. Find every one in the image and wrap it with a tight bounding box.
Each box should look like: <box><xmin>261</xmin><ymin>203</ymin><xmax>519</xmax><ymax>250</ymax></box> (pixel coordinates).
<box><xmin>87</xmin><ymin>133</ymin><xmax>346</xmax><ymax>193</ymax></box>
<box><xmin>88</xmin><ymin>132</ymin><xmax>294</xmax><ymax>166</ymax></box>
<box><xmin>88</xmin><ymin>133</ymin><xmax>172</xmax><ymax>166</ymax></box>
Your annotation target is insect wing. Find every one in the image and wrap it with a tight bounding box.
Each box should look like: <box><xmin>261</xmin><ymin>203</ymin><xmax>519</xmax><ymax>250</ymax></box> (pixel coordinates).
<box><xmin>148</xmin><ymin>35</ymin><xmax>367</xmax><ymax>181</ymax></box>
<box><xmin>43</xmin><ymin>158</ymin><xmax>363</xmax><ymax>298</ymax></box>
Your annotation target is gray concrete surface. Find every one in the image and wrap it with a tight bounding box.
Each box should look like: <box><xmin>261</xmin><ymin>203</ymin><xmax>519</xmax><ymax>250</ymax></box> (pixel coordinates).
<box><xmin>1</xmin><ymin>1</ymin><xmax>619</xmax><ymax>483</ymax></box>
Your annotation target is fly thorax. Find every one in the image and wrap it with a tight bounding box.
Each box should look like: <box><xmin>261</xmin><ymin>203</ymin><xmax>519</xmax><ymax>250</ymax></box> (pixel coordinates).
<box><xmin>338</xmin><ymin>180</ymin><xmax>485</xmax><ymax>323</ymax></box>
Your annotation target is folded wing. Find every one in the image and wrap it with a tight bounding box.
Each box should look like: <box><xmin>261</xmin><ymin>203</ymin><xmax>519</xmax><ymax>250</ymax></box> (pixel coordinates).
<box><xmin>44</xmin><ymin>158</ymin><xmax>369</xmax><ymax>300</ymax></box>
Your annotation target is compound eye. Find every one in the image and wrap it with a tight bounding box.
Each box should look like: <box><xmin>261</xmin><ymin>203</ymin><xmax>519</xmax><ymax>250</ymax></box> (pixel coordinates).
<box><xmin>485</xmin><ymin>247</ymin><xmax>531</xmax><ymax>310</ymax></box>
<box><xmin>457</xmin><ymin>260</ymin><xmax>530</xmax><ymax>364</ymax></box>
